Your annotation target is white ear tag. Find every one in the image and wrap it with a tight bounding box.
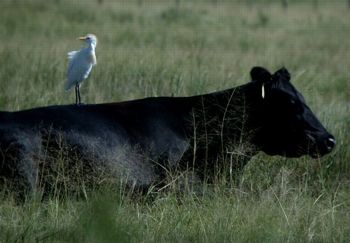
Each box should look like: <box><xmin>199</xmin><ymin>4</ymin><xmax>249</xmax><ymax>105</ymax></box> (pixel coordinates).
<box><xmin>261</xmin><ymin>84</ymin><xmax>265</xmax><ymax>99</ymax></box>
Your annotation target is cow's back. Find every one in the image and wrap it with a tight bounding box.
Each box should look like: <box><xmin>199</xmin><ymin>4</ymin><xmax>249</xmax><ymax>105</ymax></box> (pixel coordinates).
<box><xmin>0</xmin><ymin>98</ymin><xmax>195</xmax><ymax>193</ymax></box>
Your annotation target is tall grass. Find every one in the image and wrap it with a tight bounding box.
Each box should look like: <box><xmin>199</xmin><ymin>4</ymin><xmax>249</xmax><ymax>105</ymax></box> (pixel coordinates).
<box><xmin>0</xmin><ymin>0</ymin><xmax>349</xmax><ymax>242</ymax></box>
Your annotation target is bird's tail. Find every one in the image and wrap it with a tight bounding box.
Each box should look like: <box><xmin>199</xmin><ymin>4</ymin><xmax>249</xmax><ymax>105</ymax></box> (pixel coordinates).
<box><xmin>64</xmin><ymin>80</ymin><xmax>81</xmax><ymax>91</ymax></box>
<box><xmin>64</xmin><ymin>79</ymin><xmax>74</xmax><ymax>91</ymax></box>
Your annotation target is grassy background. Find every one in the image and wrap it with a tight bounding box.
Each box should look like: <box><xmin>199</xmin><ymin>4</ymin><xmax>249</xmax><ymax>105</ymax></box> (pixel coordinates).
<box><xmin>0</xmin><ymin>0</ymin><xmax>349</xmax><ymax>242</ymax></box>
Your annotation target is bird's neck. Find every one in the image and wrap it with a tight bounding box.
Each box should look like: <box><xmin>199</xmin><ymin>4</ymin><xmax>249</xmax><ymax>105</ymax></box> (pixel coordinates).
<box><xmin>86</xmin><ymin>43</ymin><xmax>96</xmax><ymax>51</ymax></box>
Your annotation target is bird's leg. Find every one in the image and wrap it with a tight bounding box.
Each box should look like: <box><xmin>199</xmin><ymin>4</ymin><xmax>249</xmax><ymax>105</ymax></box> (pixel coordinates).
<box><xmin>77</xmin><ymin>84</ymin><xmax>81</xmax><ymax>105</ymax></box>
<box><xmin>75</xmin><ymin>84</ymin><xmax>79</xmax><ymax>105</ymax></box>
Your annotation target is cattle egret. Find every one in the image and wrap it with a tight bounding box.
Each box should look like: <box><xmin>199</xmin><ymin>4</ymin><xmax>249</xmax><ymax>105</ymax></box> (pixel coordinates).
<box><xmin>65</xmin><ymin>34</ymin><xmax>98</xmax><ymax>105</ymax></box>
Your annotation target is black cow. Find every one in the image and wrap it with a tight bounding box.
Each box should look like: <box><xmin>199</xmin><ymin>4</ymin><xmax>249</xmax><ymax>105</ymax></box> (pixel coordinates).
<box><xmin>0</xmin><ymin>67</ymin><xmax>335</xmax><ymax>196</ymax></box>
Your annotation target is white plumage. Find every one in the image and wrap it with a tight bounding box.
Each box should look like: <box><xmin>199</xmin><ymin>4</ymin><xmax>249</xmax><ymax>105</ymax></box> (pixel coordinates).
<box><xmin>65</xmin><ymin>34</ymin><xmax>97</xmax><ymax>105</ymax></box>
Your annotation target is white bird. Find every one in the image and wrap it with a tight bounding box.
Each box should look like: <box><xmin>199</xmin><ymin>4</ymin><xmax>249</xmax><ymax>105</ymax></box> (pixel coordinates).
<box><xmin>65</xmin><ymin>34</ymin><xmax>98</xmax><ymax>105</ymax></box>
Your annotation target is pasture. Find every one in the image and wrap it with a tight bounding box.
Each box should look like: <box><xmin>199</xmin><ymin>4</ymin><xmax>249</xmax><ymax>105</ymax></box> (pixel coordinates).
<box><xmin>0</xmin><ymin>0</ymin><xmax>349</xmax><ymax>242</ymax></box>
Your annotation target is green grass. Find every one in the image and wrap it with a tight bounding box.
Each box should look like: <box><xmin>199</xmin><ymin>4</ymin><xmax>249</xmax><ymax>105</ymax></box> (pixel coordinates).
<box><xmin>0</xmin><ymin>0</ymin><xmax>349</xmax><ymax>242</ymax></box>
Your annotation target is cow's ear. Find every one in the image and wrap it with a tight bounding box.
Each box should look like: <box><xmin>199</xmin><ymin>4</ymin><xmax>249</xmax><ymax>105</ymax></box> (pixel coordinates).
<box><xmin>274</xmin><ymin>67</ymin><xmax>291</xmax><ymax>82</ymax></box>
<box><xmin>250</xmin><ymin>67</ymin><xmax>271</xmax><ymax>99</ymax></box>
<box><xmin>250</xmin><ymin>66</ymin><xmax>272</xmax><ymax>83</ymax></box>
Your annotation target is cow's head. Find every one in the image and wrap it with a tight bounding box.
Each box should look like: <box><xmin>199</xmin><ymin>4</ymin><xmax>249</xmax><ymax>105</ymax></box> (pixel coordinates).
<box><xmin>251</xmin><ymin>66</ymin><xmax>335</xmax><ymax>158</ymax></box>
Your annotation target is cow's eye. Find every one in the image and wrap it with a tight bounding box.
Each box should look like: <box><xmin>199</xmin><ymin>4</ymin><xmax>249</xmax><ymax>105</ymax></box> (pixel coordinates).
<box><xmin>290</xmin><ymin>99</ymin><xmax>303</xmax><ymax>114</ymax></box>
<box><xmin>289</xmin><ymin>99</ymin><xmax>300</xmax><ymax>111</ymax></box>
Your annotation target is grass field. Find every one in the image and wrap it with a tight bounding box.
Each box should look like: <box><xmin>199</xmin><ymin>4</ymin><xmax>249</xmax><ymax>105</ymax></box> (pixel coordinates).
<box><xmin>0</xmin><ymin>0</ymin><xmax>350</xmax><ymax>242</ymax></box>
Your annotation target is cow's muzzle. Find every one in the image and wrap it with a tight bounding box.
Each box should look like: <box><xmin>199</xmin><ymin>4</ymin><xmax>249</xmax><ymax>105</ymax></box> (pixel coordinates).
<box><xmin>310</xmin><ymin>134</ymin><xmax>336</xmax><ymax>158</ymax></box>
<box><xmin>324</xmin><ymin>136</ymin><xmax>336</xmax><ymax>153</ymax></box>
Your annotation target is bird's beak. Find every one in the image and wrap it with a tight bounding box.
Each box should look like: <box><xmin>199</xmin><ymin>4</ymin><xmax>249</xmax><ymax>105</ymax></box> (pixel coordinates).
<box><xmin>77</xmin><ymin>36</ymin><xmax>87</xmax><ymax>41</ymax></box>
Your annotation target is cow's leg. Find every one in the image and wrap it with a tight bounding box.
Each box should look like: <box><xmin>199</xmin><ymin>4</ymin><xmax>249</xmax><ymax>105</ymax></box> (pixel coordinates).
<box><xmin>0</xmin><ymin>141</ymin><xmax>39</xmax><ymax>201</ymax></box>
<box><xmin>17</xmin><ymin>156</ymin><xmax>38</xmax><ymax>198</ymax></box>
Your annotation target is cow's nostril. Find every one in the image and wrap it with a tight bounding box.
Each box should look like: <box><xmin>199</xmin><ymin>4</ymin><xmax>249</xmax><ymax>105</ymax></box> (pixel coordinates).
<box><xmin>325</xmin><ymin>137</ymin><xmax>336</xmax><ymax>151</ymax></box>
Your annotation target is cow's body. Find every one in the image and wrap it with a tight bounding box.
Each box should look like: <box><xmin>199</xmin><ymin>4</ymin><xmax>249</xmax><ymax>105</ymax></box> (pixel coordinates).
<box><xmin>0</xmin><ymin>67</ymin><xmax>335</xmax><ymax>195</ymax></box>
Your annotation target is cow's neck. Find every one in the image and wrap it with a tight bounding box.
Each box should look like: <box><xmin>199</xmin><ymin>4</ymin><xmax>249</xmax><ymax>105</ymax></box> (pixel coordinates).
<box><xmin>188</xmin><ymin>81</ymin><xmax>263</xmax><ymax>173</ymax></box>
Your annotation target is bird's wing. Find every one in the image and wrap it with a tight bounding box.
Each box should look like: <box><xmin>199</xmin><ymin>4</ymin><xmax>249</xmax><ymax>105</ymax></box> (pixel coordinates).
<box><xmin>66</xmin><ymin>50</ymin><xmax>83</xmax><ymax>90</ymax></box>
<box><xmin>65</xmin><ymin>49</ymin><xmax>93</xmax><ymax>91</ymax></box>
<box><xmin>67</xmin><ymin>50</ymin><xmax>79</xmax><ymax>60</ymax></box>
<box><xmin>66</xmin><ymin>50</ymin><xmax>81</xmax><ymax>82</ymax></box>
